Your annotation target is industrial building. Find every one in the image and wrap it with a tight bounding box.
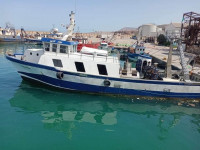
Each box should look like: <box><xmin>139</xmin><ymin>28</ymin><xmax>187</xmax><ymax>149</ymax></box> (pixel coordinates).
<box><xmin>137</xmin><ymin>22</ymin><xmax>183</xmax><ymax>42</ymax></box>
<box><xmin>165</xmin><ymin>23</ymin><xmax>182</xmax><ymax>38</ymax></box>
<box><xmin>137</xmin><ymin>24</ymin><xmax>163</xmax><ymax>41</ymax></box>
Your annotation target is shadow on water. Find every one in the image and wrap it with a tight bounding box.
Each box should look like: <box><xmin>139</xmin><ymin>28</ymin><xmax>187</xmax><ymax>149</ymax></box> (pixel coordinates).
<box><xmin>9</xmin><ymin>80</ymin><xmax>200</xmax><ymax>140</ymax></box>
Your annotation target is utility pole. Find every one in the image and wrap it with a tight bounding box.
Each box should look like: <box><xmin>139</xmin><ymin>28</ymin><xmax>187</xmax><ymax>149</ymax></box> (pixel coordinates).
<box><xmin>166</xmin><ymin>39</ymin><xmax>173</xmax><ymax>78</ymax></box>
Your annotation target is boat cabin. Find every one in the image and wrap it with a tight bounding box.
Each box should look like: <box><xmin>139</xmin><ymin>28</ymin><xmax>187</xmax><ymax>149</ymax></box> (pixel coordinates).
<box><xmin>99</xmin><ymin>42</ymin><xmax>109</xmax><ymax>50</ymax></box>
<box><xmin>20</xmin><ymin>38</ymin><xmax>143</xmax><ymax>79</ymax></box>
<box><xmin>42</xmin><ymin>38</ymin><xmax>78</xmax><ymax>54</ymax></box>
<box><xmin>135</xmin><ymin>45</ymin><xmax>145</xmax><ymax>55</ymax></box>
<box><xmin>21</xmin><ymin>38</ymin><xmax>121</xmax><ymax>78</ymax></box>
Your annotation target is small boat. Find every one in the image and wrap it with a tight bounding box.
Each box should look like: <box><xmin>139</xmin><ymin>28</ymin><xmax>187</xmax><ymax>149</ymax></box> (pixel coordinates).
<box><xmin>5</xmin><ymin>12</ymin><xmax>200</xmax><ymax>99</ymax></box>
<box><xmin>98</xmin><ymin>41</ymin><xmax>113</xmax><ymax>54</ymax></box>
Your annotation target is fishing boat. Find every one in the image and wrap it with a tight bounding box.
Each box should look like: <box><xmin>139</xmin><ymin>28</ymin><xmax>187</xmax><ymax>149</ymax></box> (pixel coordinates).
<box><xmin>98</xmin><ymin>41</ymin><xmax>113</xmax><ymax>54</ymax></box>
<box><xmin>127</xmin><ymin>43</ymin><xmax>152</xmax><ymax>69</ymax></box>
<box><xmin>0</xmin><ymin>23</ymin><xmax>25</xmax><ymax>42</ymax></box>
<box><xmin>5</xmin><ymin>12</ymin><xmax>200</xmax><ymax>98</ymax></box>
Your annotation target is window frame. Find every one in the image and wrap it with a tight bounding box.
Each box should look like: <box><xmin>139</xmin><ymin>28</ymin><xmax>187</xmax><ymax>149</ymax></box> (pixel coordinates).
<box><xmin>52</xmin><ymin>59</ymin><xmax>63</xmax><ymax>67</ymax></box>
<box><xmin>97</xmin><ymin>64</ymin><xmax>108</xmax><ymax>75</ymax></box>
<box><xmin>75</xmin><ymin>62</ymin><xmax>85</xmax><ymax>72</ymax></box>
<box><xmin>60</xmin><ymin>45</ymin><xmax>68</xmax><ymax>53</ymax></box>
<box><xmin>52</xmin><ymin>44</ymin><xmax>57</xmax><ymax>53</ymax></box>
<box><xmin>44</xmin><ymin>42</ymin><xmax>50</xmax><ymax>51</ymax></box>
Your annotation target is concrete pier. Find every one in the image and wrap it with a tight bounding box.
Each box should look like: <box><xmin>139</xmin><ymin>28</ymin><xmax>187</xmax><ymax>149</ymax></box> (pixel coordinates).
<box><xmin>144</xmin><ymin>43</ymin><xmax>200</xmax><ymax>81</ymax></box>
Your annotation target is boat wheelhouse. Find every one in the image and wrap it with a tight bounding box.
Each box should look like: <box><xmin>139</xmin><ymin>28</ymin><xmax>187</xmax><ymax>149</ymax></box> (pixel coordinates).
<box><xmin>14</xmin><ymin>37</ymin><xmax>121</xmax><ymax>78</ymax></box>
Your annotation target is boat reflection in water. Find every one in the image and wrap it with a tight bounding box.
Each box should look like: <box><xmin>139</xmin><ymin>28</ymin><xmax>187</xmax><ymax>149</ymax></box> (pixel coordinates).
<box><xmin>9</xmin><ymin>81</ymin><xmax>200</xmax><ymax>139</ymax></box>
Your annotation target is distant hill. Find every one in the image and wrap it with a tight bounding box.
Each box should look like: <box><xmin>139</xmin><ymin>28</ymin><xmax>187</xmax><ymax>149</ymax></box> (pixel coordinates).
<box><xmin>119</xmin><ymin>27</ymin><xmax>138</xmax><ymax>31</ymax></box>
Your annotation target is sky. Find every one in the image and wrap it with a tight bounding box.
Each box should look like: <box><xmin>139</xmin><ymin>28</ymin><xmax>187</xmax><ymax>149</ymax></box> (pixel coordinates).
<box><xmin>1</xmin><ymin>0</ymin><xmax>200</xmax><ymax>32</ymax></box>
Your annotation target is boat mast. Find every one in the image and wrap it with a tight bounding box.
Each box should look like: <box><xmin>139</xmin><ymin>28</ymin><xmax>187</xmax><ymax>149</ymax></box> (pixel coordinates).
<box><xmin>62</xmin><ymin>11</ymin><xmax>75</xmax><ymax>41</ymax></box>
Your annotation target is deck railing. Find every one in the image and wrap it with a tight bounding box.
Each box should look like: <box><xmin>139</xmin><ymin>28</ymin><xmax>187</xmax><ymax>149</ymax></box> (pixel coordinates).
<box><xmin>68</xmin><ymin>52</ymin><xmax>119</xmax><ymax>63</ymax></box>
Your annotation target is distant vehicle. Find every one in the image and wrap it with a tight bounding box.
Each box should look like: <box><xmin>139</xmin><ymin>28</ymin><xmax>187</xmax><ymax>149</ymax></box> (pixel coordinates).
<box><xmin>131</xmin><ymin>36</ymin><xmax>137</xmax><ymax>40</ymax></box>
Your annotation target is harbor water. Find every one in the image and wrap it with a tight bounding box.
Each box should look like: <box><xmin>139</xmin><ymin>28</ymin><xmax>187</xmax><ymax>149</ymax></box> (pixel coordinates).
<box><xmin>0</xmin><ymin>43</ymin><xmax>200</xmax><ymax>150</ymax></box>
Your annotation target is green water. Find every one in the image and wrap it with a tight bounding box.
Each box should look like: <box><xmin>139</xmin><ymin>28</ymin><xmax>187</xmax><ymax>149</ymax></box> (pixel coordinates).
<box><xmin>0</xmin><ymin>43</ymin><xmax>200</xmax><ymax>150</ymax></box>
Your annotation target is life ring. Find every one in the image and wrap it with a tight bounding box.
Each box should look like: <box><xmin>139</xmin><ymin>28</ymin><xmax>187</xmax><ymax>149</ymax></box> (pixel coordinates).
<box><xmin>104</xmin><ymin>79</ymin><xmax>111</xmax><ymax>87</ymax></box>
<box><xmin>56</xmin><ymin>72</ymin><xmax>64</xmax><ymax>79</ymax></box>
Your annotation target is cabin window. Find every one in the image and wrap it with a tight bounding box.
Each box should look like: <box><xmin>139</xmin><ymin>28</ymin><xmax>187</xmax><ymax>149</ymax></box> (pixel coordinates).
<box><xmin>73</xmin><ymin>45</ymin><xmax>77</xmax><ymax>52</ymax></box>
<box><xmin>44</xmin><ymin>43</ymin><xmax>50</xmax><ymax>51</ymax></box>
<box><xmin>52</xmin><ymin>44</ymin><xmax>57</xmax><ymax>52</ymax></box>
<box><xmin>97</xmin><ymin>64</ymin><xmax>108</xmax><ymax>75</ymax></box>
<box><xmin>75</xmin><ymin>62</ymin><xmax>85</xmax><ymax>72</ymax></box>
<box><xmin>52</xmin><ymin>59</ymin><xmax>63</xmax><ymax>67</ymax></box>
<box><xmin>60</xmin><ymin>45</ymin><xmax>68</xmax><ymax>53</ymax></box>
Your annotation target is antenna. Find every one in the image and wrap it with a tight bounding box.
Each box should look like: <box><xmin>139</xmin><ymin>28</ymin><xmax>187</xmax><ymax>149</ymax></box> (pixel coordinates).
<box><xmin>74</xmin><ymin>0</ymin><xmax>77</xmax><ymax>13</ymax></box>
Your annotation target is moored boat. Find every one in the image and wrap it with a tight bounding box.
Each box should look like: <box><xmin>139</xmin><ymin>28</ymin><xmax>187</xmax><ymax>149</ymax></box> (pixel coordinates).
<box><xmin>5</xmin><ymin>12</ymin><xmax>200</xmax><ymax>99</ymax></box>
<box><xmin>6</xmin><ymin>37</ymin><xmax>200</xmax><ymax>98</ymax></box>
<box><xmin>0</xmin><ymin>23</ymin><xmax>25</xmax><ymax>42</ymax></box>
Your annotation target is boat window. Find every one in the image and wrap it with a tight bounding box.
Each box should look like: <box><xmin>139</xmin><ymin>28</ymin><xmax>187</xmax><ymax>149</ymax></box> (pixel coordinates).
<box><xmin>97</xmin><ymin>64</ymin><xmax>108</xmax><ymax>75</ymax></box>
<box><xmin>75</xmin><ymin>62</ymin><xmax>85</xmax><ymax>72</ymax></box>
<box><xmin>60</xmin><ymin>45</ymin><xmax>68</xmax><ymax>53</ymax></box>
<box><xmin>44</xmin><ymin>43</ymin><xmax>50</xmax><ymax>51</ymax></box>
<box><xmin>52</xmin><ymin>59</ymin><xmax>63</xmax><ymax>67</ymax></box>
<box><xmin>73</xmin><ymin>45</ymin><xmax>77</xmax><ymax>52</ymax></box>
<box><xmin>52</xmin><ymin>44</ymin><xmax>57</xmax><ymax>52</ymax></box>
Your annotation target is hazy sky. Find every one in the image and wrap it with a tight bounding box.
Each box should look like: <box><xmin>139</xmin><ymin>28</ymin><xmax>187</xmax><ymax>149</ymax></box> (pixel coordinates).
<box><xmin>1</xmin><ymin>0</ymin><xmax>200</xmax><ymax>32</ymax></box>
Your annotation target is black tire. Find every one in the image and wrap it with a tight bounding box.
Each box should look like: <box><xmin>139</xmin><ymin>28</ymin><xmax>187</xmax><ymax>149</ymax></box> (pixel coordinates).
<box><xmin>56</xmin><ymin>72</ymin><xmax>64</xmax><ymax>79</ymax></box>
<box><xmin>104</xmin><ymin>79</ymin><xmax>111</xmax><ymax>87</ymax></box>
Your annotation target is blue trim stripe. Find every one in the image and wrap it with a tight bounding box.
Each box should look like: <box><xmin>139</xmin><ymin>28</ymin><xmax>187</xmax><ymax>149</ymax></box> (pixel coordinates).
<box><xmin>19</xmin><ymin>71</ymin><xmax>200</xmax><ymax>98</ymax></box>
<box><xmin>128</xmin><ymin>53</ymin><xmax>152</xmax><ymax>59</ymax></box>
<box><xmin>6</xmin><ymin>55</ymin><xmax>200</xmax><ymax>86</ymax></box>
<box><xmin>0</xmin><ymin>38</ymin><xmax>22</xmax><ymax>42</ymax></box>
<box><xmin>41</xmin><ymin>38</ymin><xmax>78</xmax><ymax>45</ymax></box>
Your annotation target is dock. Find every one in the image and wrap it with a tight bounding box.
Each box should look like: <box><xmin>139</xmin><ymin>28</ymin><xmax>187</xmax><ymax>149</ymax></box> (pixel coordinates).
<box><xmin>145</xmin><ymin>43</ymin><xmax>200</xmax><ymax>81</ymax></box>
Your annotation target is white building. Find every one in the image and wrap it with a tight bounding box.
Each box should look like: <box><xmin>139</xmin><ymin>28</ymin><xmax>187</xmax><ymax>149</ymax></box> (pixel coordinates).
<box><xmin>164</xmin><ymin>23</ymin><xmax>182</xmax><ymax>38</ymax></box>
<box><xmin>137</xmin><ymin>24</ymin><xmax>164</xmax><ymax>40</ymax></box>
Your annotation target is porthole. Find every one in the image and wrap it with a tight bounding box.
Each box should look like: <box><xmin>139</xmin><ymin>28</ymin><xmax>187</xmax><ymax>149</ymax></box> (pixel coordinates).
<box><xmin>37</xmin><ymin>53</ymin><xmax>39</xmax><ymax>56</ymax></box>
<box><xmin>30</xmin><ymin>52</ymin><xmax>32</xmax><ymax>55</ymax></box>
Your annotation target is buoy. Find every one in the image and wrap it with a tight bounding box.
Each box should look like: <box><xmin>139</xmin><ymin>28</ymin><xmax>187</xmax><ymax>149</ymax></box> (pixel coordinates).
<box><xmin>56</xmin><ymin>72</ymin><xmax>64</xmax><ymax>79</ymax></box>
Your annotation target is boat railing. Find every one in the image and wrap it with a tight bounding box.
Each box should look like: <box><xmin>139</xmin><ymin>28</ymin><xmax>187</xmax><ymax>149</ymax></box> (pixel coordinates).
<box><xmin>65</xmin><ymin>51</ymin><xmax>119</xmax><ymax>63</ymax></box>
